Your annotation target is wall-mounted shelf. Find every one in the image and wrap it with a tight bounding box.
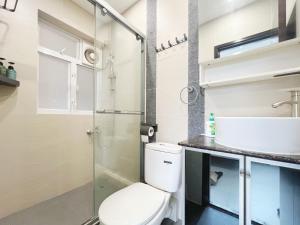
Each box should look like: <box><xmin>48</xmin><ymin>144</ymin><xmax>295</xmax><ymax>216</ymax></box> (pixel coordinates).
<box><xmin>0</xmin><ymin>76</ymin><xmax>20</xmax><ymax>87</ymax></box>
<box><xmin>199</xmin><ymin>37</ymin><xmax>300</xmax><ymax>88</ymax></box>
<box><xmin>200</xmin><ymin>67</ymin><xmax>300</xmax><ymax>88</ymax></box>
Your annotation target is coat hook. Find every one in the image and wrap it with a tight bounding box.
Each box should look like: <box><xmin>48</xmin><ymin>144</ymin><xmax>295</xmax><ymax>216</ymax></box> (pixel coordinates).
<box><xmin>161</xmin><ymin>43</ymin><xmax>166</xmax><ymax>50</ymax></box>
<box><xmin>168</xmin><ymin>40</ymin><xmax>173</xmax><ymax>48</ymax></box>
<box><xmin>175</xmin><ymin>37</ymin><xmax>180</xmax><ymax>44</ymax></box>
<box><xmin>183</xmin><ymin>33</ymin><xmax>188</xmax><ymax>41</ymax></box>
<box><xmin>155</xmin><ymin>47</ymin><xmax>160</xmax><ymax>53</ymax></box>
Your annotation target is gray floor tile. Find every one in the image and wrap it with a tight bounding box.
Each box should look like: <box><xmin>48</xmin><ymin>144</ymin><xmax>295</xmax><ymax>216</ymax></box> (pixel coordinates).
<box><xmin>0</xmin><ymin>183</ymin><xmax>93</xmax><ymax>225</ymax></box>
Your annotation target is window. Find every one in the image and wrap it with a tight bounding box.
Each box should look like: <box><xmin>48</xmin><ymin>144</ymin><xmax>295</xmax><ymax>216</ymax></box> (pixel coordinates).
<box><xmin>214</xmin><ymin>29</ymin><xmax>279</xmax><ymax>59</ymax></box>
<box><xmin>76</xmin><ymin>65</ymin><xmax>94</xmax><ymax>111</ymax></box>
<box><xmin>38</xmin><ymin>19</ymin><xmax>94</xmax><ymax>114</ymax></box>
<box><xmin>39</xmin><ymin>19</ymin><xmax>80</xmax><ymax>59</ymax></box>
<box><xmin>38</xmin><ymin>53</ymin><xmax>70</xmax><ymax>110</ymax></box>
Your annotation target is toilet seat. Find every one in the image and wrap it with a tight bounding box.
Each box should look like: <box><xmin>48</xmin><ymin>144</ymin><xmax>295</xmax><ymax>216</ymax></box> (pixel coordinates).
<box><xmin>99</xmin><ymin>182</ymin><xmax>169</xmax><ymax>225</ymax></box>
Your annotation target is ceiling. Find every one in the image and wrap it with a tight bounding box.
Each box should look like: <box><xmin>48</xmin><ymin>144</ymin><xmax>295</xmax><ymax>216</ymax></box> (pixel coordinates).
<box><xmin>199</xmin><ymin>0</ymin><xmax>257</xmax><ymax>25</ymax></box>
<box><xmin>72</xmin><ymin>0</ymin><xmax>257</xmax><ymax>26</ymax></box>
<box><xmin>104</xmin><ymin>0</ymin><xmax>140</xmax><ymax>13</ymax></box>
<box><xmin>71</xmin><ymin>0</ymin><xmax>139</xmax><ymax>15</ymax></box>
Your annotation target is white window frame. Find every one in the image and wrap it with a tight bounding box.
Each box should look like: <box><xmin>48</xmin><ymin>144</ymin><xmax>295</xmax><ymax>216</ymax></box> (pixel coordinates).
<box><xmin>37</xmin><ymin>20</ymin><xmax>94</xmax><ymax>115</ymax></box>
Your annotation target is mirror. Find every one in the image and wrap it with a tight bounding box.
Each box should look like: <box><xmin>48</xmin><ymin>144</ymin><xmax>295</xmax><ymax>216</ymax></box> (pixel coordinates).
<box><xmin>199</xmin><ymin>0</ymin><xmax>298</xmax><ymax>62</ymax></box>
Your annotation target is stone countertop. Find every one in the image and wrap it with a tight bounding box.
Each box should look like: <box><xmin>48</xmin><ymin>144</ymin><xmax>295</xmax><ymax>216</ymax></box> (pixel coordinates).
<box><xmin>179</xmin><ymin>135</ymin><xmax>300</xmax><ymax>164</ymax></box>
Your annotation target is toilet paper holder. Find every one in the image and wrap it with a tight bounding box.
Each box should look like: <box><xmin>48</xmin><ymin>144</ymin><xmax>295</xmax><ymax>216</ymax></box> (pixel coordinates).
<box><xmin>140</xmin><ymin>123</ymin><xmax>158</xmax><ymax>143</ymax></box>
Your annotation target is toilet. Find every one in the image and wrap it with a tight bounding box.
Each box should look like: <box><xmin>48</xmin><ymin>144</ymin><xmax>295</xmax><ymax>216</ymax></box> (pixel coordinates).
<box><xmin>98</xmin><ymin>143</ymin><xmax>183</xmax><ymax>225</ymax></box>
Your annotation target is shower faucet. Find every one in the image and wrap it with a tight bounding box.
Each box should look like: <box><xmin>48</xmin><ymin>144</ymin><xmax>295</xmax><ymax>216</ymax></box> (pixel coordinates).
<box><xmin>272</xmin><ymin>91</ymin><xmax>300</xmax><ymax>117</ymax></box>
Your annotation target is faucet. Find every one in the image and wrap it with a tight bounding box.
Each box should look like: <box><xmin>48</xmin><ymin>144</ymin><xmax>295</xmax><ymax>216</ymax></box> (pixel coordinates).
<box><xmin>272</xmin><ymin>91</ymin><xmax>300</xmax><ymax>117</ymax></box>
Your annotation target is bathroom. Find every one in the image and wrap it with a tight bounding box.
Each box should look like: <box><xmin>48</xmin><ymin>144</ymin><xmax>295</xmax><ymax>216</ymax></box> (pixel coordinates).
<box><xmin>0</xmin><ymin>0</ymin><xmax>300</xmax><ymax>225</ymax></box>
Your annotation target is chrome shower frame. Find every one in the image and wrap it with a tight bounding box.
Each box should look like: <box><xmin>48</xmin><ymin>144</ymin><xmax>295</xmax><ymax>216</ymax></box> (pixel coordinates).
<box><xmin>87</xmin><ymin>0</ymin><xmax>145</xmax><ymax>39</ymax></box>
<box><xmin>84</xmin><ymin>0</ymin><xmax>146</xmax><ymax>224</ymax></box>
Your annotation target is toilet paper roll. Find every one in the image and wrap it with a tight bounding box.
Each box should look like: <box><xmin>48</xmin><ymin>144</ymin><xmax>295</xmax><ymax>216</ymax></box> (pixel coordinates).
<box><xmin>141</xmin><ymin>135</ymin><xmax>149</xmax><ymax>143</ymax></box>
<box><xmin>140</xmin><ymin>125</ymin><xmax>154</xmax><ymax>137</ymax></box>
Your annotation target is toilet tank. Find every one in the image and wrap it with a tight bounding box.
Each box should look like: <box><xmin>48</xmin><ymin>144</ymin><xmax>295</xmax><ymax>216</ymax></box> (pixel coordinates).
<box><xmin>145</xmin><ymin>143</ymin><xmax>182</xmax><ymax>193</ymax></box>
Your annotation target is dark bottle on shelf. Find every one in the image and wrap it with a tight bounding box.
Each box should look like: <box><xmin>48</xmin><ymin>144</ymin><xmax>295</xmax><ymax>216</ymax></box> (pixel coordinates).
<box><xmin>6</xmin><ymin>62</ymin><xmax>17</xmax><ymax>80</ymax></box>
<box><xmin>0</xmin><ymin>58</ymin><xmax>7</xmax><ymax>76</ymax></box>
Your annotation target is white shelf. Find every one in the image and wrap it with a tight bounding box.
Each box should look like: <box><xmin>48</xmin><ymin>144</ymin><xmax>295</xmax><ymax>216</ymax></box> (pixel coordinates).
<box><xmin>200</xmin><ymin>67</ymin><xmax>300</xmax><ymax>88</ymax></box>
<box><xmin>199</xmin><ymin>37</ymin><xmax>300</xmax><ymax>88</ymax></box>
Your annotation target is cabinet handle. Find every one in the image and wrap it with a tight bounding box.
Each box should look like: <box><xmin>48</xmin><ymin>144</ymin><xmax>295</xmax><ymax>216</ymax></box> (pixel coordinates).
<box><xmin>240</xmin><ymin>170</ymin><xmax>251</xmax><ymax>178</ymax></box>
<box><xmin>245</xmin><ymin>171</ymin><xmax>251</xmax><ymax>178</ymax></box>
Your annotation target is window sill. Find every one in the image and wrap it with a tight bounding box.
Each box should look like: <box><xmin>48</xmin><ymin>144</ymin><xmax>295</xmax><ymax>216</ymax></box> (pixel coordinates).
<box><xmin>37</xmin><ymin>108</ymin><xmax>92</xmax><ymax>116</ymax></box>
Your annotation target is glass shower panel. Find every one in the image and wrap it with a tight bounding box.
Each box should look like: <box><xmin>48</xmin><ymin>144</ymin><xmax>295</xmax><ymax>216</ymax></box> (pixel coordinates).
<box><xmin>94</xmin><ymin>6</ymin><xmax>144</xmax><ymax>214</ymax></box>
<box><xmin>95</xmin><ymin>11</ymin><xmax>143</xmax><ymax>113</ymax></box>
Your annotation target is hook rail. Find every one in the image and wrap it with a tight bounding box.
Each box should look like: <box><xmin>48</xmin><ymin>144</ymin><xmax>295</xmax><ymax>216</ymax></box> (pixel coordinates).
<box><xmin>0</xmin><ymin>0</ymin><xmax>19</xmax><ymax>12</ymax></box>
<box><xmin>156</xmin><ymin>33</ymin><xmax>188</xmax><ymax>53</ymax></box>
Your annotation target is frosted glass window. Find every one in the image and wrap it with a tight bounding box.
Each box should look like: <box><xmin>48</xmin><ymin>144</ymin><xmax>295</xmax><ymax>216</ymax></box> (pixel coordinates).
<box><xmin>220</xmin><ymin>36</ymin><xmax>279</xmax><ymax>58</ymax></box>
<box><xmin>39</xmin><ymin>20</ymin><xmax>79</xmax><ymax>58</ymax></box>
<box><xmin>77</xmin><ymin>65</ymin><xmax>93</xmax><ymax>111</ymax></box>
<box><xmin>39</xmin><ymin>53</ymin><xmax>69</xmax><ymax>110</ymax></box>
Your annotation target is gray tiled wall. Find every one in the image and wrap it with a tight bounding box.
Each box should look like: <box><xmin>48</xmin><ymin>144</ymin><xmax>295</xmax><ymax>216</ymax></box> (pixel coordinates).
<box><xmin>188</xmin><ymin>0</ymin><xmax>205</xmax><ymax>138</ymax></box>
<box><xmin>146</xmin><ymin>0</ymin><xmax>157</xmax><ymax>125</ymax></box>
<box><xmin>146</xmin><ymin>0</ymin><xmax>204</xmax><ymax>137</ymax></box>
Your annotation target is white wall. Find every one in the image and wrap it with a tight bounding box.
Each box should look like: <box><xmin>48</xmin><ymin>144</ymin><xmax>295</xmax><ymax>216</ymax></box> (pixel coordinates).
<box><xmin>0</xmin><ymin>0</ymin><xmax>94</xmax><ymax>219</ymax></box>
<box><xmin>125</xmin><ymin>0</ymin><xmax>189</xmax><ymax>144</ymax></box>
<box><xmin>156</xmin><ymin>0</ymin><xmax>188</xmax><ymax>221</ymax></box>
<box><xmin>122</xmin><ymin>0</ymin><xmax>188</xmax><ymax>145</ymax></box>
<box><xmin>156</xmin><ymin>0</ymin><xmax>188</xmax><ymax>144</ymax></box>
<box><xmin>199</xmin><ymin>0</ymin><xmax>278</xmax><ymax>62</ymax></box>
<box><xmin>206</xmin><ymin>76</ymin><xmax>300</xmax><ymax>128</ymax></box>
<box><xmin>199</xmin><ymin>0</ymin><xmax>300</xmax><ymax>122</ymax></box>
<box><xmin>123</xmin><ymin>0</ymin><xmax>146</xmax><ymax>34</ymax></box>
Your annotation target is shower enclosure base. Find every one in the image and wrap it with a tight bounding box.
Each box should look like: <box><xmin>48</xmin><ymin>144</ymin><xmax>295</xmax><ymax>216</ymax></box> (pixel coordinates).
<box><xmin>0</xmin><ymin>183</ymin><xmax>93</xmax><ymax>225</ymax></box>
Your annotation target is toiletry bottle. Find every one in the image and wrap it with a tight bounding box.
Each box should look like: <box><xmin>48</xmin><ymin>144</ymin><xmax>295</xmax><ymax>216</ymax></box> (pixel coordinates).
<box><xmin>0</xmin><ymin>58</ymin><xmax>7</xmax><ymax>76</ymax></box>
<box><xmin>6</xmin><ymin>62</ymin><xmax>16</xmax><ymax>80</ymax></box>
<box><xmin>209</xmin><ymin>113</ymin><xmax>216</xmax><ymax>137</ymax></box>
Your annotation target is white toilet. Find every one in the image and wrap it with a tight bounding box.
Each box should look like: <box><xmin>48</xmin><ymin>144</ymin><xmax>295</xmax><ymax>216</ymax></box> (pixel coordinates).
<box><xmin>98</xmin><ymin>142</ymin><xmax>182</xmax><ymax>225</ymax></box>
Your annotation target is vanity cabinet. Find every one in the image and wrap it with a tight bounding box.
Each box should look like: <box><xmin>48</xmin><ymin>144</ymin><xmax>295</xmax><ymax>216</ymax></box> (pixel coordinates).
<box><xmin>185</xmin><ymin>148</ymin><xmax>245</xmax><ymax>225</ymax></box>
<box><xmin>246</xmin><ymin>157</ymin><xmax>300</xmax><ymax>225</ymax></box>
<box><xmin>184</xmin><ymin>148</ymin><xmax>300</xmax><ymax>225</ymax></box>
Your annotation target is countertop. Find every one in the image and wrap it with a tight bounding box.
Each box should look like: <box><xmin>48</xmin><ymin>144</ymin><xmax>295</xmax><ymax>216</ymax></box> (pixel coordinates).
<box><xmin>179</xmin><ymin>135</ymin><xmax>300</xmax><ymax>164</ymax></box>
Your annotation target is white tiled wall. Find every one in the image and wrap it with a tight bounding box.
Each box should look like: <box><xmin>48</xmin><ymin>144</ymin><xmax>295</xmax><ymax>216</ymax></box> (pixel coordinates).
<box><xmin>156</xmin><ymin>0</ymin><xmax>188</xmax><ymax>144</ymax></box>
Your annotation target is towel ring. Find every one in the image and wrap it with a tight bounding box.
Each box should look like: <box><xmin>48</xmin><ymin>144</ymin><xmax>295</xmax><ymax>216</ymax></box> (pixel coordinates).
<box><xmin>180</xmin><ymin>84</ymin><xmax>199</xmax><ymax>105</ymax></box>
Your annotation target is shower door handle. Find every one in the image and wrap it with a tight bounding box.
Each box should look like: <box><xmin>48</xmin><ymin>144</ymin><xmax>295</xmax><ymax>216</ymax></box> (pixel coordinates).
<box><xmin>86</xmin><ymin>127</ymin><xmax>100</xmax><ymax>136</ymax></box>
<box><xmin>86</xmin><ymin>129</ymin><xmax>94</xmax><ymax>135</ymax></box>
<box><xmin>96</xmin><ymin>109</ymin><xmax>122</xmax><ymax>114</ymax></box>
<box><xmin>96</xmin><ymin>109</ymin><xmax>144</xmax><ymax>115</ymax></box>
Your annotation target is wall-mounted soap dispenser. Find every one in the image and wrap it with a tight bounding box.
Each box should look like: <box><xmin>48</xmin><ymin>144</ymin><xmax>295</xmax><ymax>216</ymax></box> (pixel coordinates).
<box><xmin>6</xmin><ymin>62</ymin><xmax>17</xmax><ymax>80</ymax></box>
<box><xmin>0</xmin><ymin>58</ymin><xmax>7</xmax><ymax>76</ymax></box>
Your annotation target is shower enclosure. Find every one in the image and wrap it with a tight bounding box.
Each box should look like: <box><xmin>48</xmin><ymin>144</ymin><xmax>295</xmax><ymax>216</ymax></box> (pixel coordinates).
<box><xmin>0</xmin><ymin>0</ymin><xmax>144</xmax><ymax>224</ymax></box>
<box><xmin>91</xmin><ymin>0</ymin><xmax>145</xmax><ymax>221</ymax></box>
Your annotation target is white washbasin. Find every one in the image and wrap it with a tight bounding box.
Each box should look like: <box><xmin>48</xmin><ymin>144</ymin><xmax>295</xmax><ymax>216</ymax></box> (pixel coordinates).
<box><xmin>215</xmin><ymin>117</ymin><xmax>300</xmax><ymax>155</ymax></box>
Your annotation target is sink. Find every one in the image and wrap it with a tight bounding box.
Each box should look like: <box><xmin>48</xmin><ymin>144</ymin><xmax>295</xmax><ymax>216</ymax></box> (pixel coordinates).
<box><xmin>215</xmin><ymin>117</ymin><xmax>300</xmax><ymax>155</ymax></box>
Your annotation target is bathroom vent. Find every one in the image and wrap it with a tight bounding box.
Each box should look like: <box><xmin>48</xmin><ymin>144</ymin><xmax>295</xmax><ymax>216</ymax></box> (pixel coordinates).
<box><xmin>1</xmin><ymin>0</ymin><xmax>19</xmax><ymax>12</ymax></box>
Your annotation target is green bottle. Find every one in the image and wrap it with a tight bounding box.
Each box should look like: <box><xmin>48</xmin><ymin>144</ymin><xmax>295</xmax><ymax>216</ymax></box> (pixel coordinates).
<box><xmin>209</xmin><ymin>113</ymin><xmax>216</xmax><ymax>137</ymax></box>
<box><xmin>0</xmin><ymin>58</ymin><xmax>7</xmax><ymax>76</ymax></box>
<box><xmin>6</xmin><ymin>62</ymin><xmax>16</xmax><ymax>80</ymax></box>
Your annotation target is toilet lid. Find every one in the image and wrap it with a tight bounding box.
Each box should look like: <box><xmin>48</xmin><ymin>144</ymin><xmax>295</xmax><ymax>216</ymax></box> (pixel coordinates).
<box><xmin>99</xmin><ymin>182</ymin><xmax>167</xmax><ymax>225</ymax></box>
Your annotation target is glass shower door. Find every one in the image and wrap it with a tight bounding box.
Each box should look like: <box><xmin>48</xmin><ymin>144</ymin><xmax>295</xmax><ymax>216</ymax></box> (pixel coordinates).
<box><xmin>93</xmin><ymin>5</ymin><xmax>145</xmax><ymax>214</ymax></box>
